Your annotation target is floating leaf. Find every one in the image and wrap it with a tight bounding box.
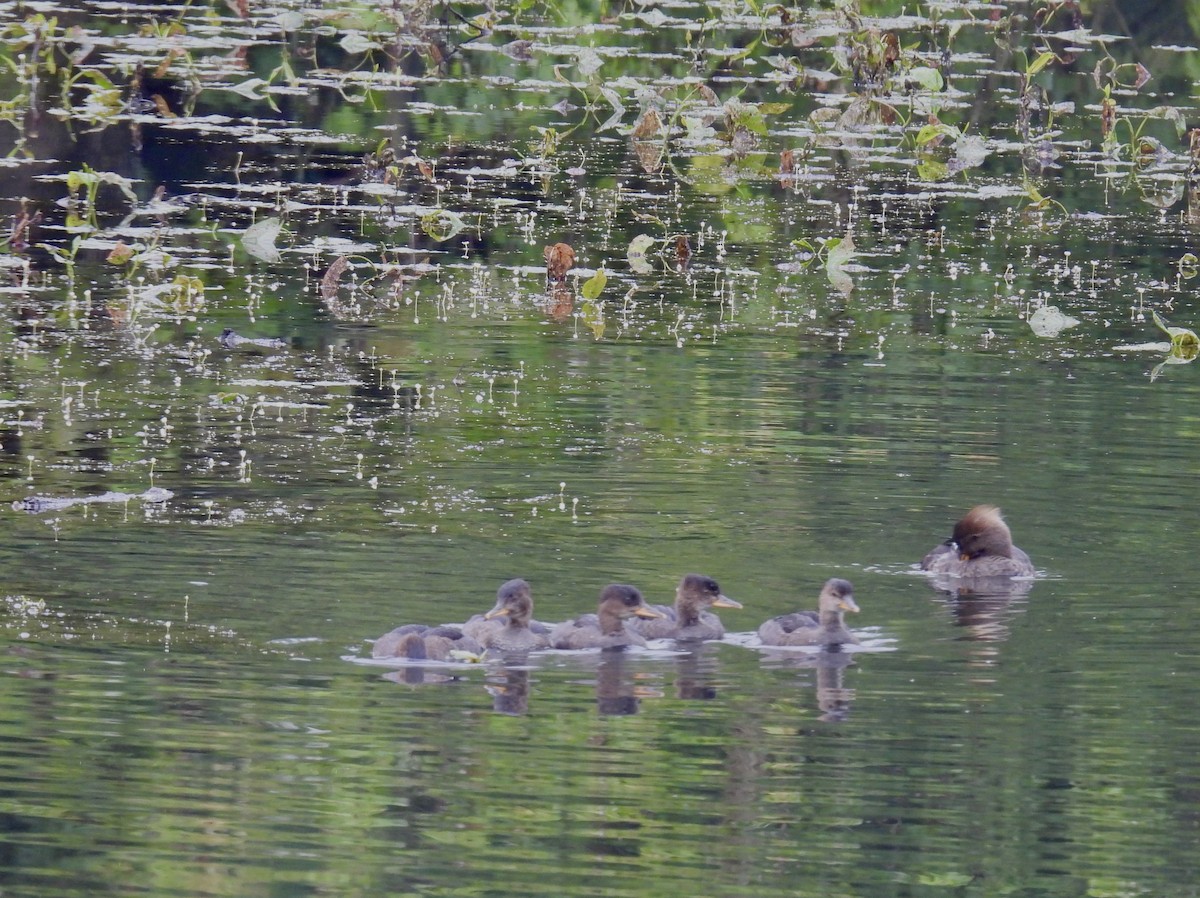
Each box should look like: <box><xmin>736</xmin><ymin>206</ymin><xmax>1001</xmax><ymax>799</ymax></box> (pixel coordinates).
<box><xmin>581</xmin><ymin>300</ymin><xmax>605</xmax><ymax>339</ymax></box>
<box><xmin>544</xmin><ymin>242</ymin><xmax>576</xmax><ymax>282</ymax></box>
<box><xmin>950</xmin><ymin>134</ymin><xmax>989</xmax><ymax>172</ymax></box>
<box><xmin>321</xmin><ymin>256</ymin><xmax>350</xmax><ymax>300</ymax></box>
<box><xmin>825</xmin><ymin>233</ymin><xmax>856</xmax><ymax>296</ymax></box>
<box><xmin>1152</xmin><ymin>310</ymin><xmax>1200</xmax><ymax>357</ymax></box>
<box><xmin>907</xmin><ymin>66</ymin><xmax>944</xmax><ymax>91</ymax></box>
<box><xmin>1026</xmin><ymin>51</ymin><xmax>1057</xmax><ymax>76</ymax></box>
<box><xmin>581</xmin><ymin>268</ymin><xmax>608</xmax><ymax>300</ymax></box>
<box><xmin>420</xmin><ymin>209</ymin><xmax>464</xmax><ymax>242</ymax></box>
<box><xmin>627</xmin><ymin>235</ymin><xmax>656</xmax><ymax>274</ymax></box>
<box><xmin>242</xmin><ymin>216</ymin><xmax>283</xmax><ymax>262</ymax></box>
<box><xmin>339</xmin><ymin>32</ymin><xmax>379</xmax><ymax>55</ymax></box>
<box><xmin>1028</xmin><ymin>305</ymin><xmax>1080</xmax><ymax>337</ymax></box>
<box><xmin>1178</xmin><ymin>253</ymin><xmax>1198</xmax><ymax>279</ymax></box>
<box><xmin>106</xmin><ymin>241</ymin><xmax>134</xmax><ymax>265</ymax></box>
<box><xmin>576</xmin><ymin>47</ymin><xmax>603</xmax><ymax>78</ymax></box>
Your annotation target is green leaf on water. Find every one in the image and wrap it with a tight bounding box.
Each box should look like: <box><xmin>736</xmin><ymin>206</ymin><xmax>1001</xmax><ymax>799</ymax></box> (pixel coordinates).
<box><xmin>1151</xmin><ymin>310</ymin><xmax>1200</xmax><ymax>358</ymax></box>
<box><xmin>825</xmin><ymin>233</ymin><xmax>856</xmax><ymax>296</ymax></box>
<box><xmin>627</xmin><ymin>235</ymin><xmax>656</xmax><ymax>274</ymax></box>
<box><xmin>581</xmin><ymin>268</ymin><xmax>608</xmax><ymax>300</ymax></box>
<box><xmin>1179</xmin><ymin>253</ymin><xmax>1198</xmax><ymax>279</ymax></box>
<box><xmin>581</xmin><ymin>300</ymin><xmax>605</xmax><ymax>339</ymax></box>
<box><xmin>420</xmin><ymin>209</ymin><xmax>464</xmax><ymax>242</ymax></box>
<box><xmin>1025</xmin><ymin>51</ymin><xmax>1057</xmax><ymax>76</ymax></box>
<box><xmin>908</xmin><ymin>66</ymin><xmax>944</xmax><ymax>91</ymax></box>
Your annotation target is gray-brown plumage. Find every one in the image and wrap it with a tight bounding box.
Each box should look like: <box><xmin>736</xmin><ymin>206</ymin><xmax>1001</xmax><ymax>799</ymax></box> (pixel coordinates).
<box><xmin>633</xmin><ymin>574</ymin><xmax>742</xmax><ymax>641</ymax></box>
<box><xmin>549</xmin><ymin>584</ymin><xmax>664</xmax><ymax>650</ymax></box>
<box><xmin>463</xmin><ymin>578</ymin><xmax>550</xmax><ymax>654</ymax></box>
<box><xmin>758</xmin><ymin>578</ymin><xmax>860</xmax><ymax>647</ymax></box>
<box><xmin>372</xmin><ymin>623</ymin><xmax>482</xmax><ymax>660</ymax></box>
<box><xmin>921</xmin><ymin>505</ymin><xmax>1034</xmax><ymax>579</ymax></box>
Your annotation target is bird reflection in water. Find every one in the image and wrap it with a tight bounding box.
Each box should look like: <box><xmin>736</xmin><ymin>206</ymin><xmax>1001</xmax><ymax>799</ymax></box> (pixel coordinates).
<box><xmin>485</xmin><ymin>666</ymin><xmax>531</xmax><ymax>715</ymax></box>
<box><xmin>758</xmin><ymin>647</ymin><xmax>859</xmax><ymax>722</ymax></box>
<box><xmin>674</xmin><ymin>645</ymin><xmax>721</xmax><ymax>701</ymax></box>
<box><xmin>929</xmin><ymin>577</ymin><xmax>1035</xmax><ymax>647</ymax></box>
<box><xmin>594</xmin><ymin>651</ymin><xmax>663</xmax><ymax>716</ymax></box>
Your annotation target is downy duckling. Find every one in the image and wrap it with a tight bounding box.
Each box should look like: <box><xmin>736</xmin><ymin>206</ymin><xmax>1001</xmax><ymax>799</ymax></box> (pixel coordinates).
<box><xmin>462</xmin><ymin>578</ymin><xmax>550</xmax><ymax>654</ymax></box>
<box><xmin>633</xmin><ymin>573</ymin><xmax>742</xmax><ymax>641</ymax></box>
<box><xmin>549</xmin><ymin>583</ymin><xmax>664</xmax><ymax>650</ymax></box>
<box><xmin>758</xmin><ymin>578</ymin><xmax>860</xmax><ymax>647</ymax></box>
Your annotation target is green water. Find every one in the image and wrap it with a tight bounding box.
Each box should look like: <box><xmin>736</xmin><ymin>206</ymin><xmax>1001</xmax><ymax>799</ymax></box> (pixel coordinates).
<box><xmin>2</xmin><ymin>0</ymin><xmax>1200</xmax><ymax>894</ymax></box>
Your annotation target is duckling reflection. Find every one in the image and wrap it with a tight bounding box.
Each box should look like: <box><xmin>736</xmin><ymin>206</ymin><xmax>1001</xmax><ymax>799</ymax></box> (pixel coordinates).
<box><xmin>674</xmin><ymin>644</ymin><xmax>721</xmax><ymax>700</ymax></box>
<box><xmin>463</xmin><ymin>578</ymin><xmax>550</xmax><ymax>655</ymax></box>
<box><xmin>485</xmin><ymin>666</ymin><xmax>531</xmax><ymax>715</ymax></box>
<box><xmin>633</xmin><ymin>574</ymin><xmax>742</xmax><ymax>642</ymax></box>
<box><xmin>757</xmin><ymin>578</ymin><xmax>860</xmax><ymax>648</ymax></box>
<box><xmin>549</xmin><ymin>584</ymin><xmax>663</xmax><ymax>650</ymax></box>
<box><xmin>814</xmin><ymin>650</ymin><xmax>856</xmax><ymax>722</ymax></box>
<box><xmin>595</xmin><ymin>651</ymin><xmax>640</xmax><ymax>716</ymax></box>
<box><xmin>757</xmin><ymin>647</ymin><xmax>858</xmax><ymax>721</ymax></box>
<box><xmin>921</xmin><ymin>505</ymin><xmax>1035</xmax><ymax>582</ymax></box>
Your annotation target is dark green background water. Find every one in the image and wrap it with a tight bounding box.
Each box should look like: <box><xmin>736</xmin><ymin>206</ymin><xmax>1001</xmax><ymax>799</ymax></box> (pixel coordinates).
<box><xmin>2</xmin><ymin>0</ymin><xmax>1199</xmax><ymax>894</ymax></box>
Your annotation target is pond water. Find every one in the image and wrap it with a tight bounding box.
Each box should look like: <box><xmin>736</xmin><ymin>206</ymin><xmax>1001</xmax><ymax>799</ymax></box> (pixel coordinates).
<box><xmin>2</xmin><ymin>0</ymin><xmax>1200</xmax><ymax>894</ymax></box>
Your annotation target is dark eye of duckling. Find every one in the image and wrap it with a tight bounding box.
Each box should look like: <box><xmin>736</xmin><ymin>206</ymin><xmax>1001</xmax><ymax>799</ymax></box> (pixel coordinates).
<box><xmin>702</xmin><ymin>578</ymin><xmax>720</xmax><ymax>594</ymax></box>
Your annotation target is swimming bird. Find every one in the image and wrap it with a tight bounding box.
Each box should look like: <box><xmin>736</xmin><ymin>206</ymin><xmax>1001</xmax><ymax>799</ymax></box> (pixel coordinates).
<box><xmin>372</xmin><ymin>623</ymin><xmax>482</xmax><ymax>661</ymax></box>
<box><xmin>633</xmin><ymin>573</ymin><xmax>742</xmax><ymax>641</ymax></box>
<box><xmin>463</xmin><ymin>578</ymin><xmax>550</xmax><ymax>654</ymax></box>
<box><xmin>921</xmin><ymin>505</ymin><xmax>1034</xmax><ymax>579</ymax></box>
<box><xmin>549</xmin><ymin>583</ymin><xmax>664</xmax><ymax>650</ymax></box>
<box><xmin>757</xmin><ymin>578</ymin><xmax>860</xmax><ymax>647</ymax></box>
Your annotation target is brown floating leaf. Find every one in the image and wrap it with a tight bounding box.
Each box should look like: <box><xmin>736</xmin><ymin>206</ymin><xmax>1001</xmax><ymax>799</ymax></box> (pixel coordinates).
<box><xmin>1101</xmin><ymin>96</ymin><xmax>1116</xmax><ymax>138</ymax></box>
<box><xmin>674</xmin><ymin>235</ymin><xmax>691</xmax><ymax>270</ymax></box>
<box><xmin>544</xmin><ymin>242</ymin><xmax>576</xmax><ymax>282</ymax></box>
<box><xmin>106</xmin><ymin>242</ymin><xmax>134</xmax><ymax>265</ymax></box>
<box><xmin>779</xmin><ymin>148</ymin><xmax>795</xmax><ymax>175</ymax></box>
<box><xmin>416</xmin><ymin>160</ymin><xmax>435</xmax><ymax>182</ymax></box>
<box><xmin>321</xmin><ymin>255</ymin><xmax>350</xmax><ymax>301</ymax></box>
<box><xmin>631</xmin><ymin>108</ymin><xmax>662</xmax><ymax>140</ymax></box>
<box><xmin>150</xmin><ymin>94</ymin><xmax>176</xmax><ymax>118</ymax></box>
<box><xmin>1133</xmin><ymin>62</ymin><xmax>1151</xmax><ymax>91</ymax></box>
<box><xmin>153</xmin><ymin>49</ymin><xmax>179</xmax><ymax>79</ymax></box>
<box><xmin>543</xmin><ymin>282</ymin><xmax>573</xmax><ymax>321</ymax></box>
<box><xmin>698</xmin><ymin>85</ymin><xmax>719</xmax><ymax>105</ymax></box>
<box><xmin>882</xmin><ymin>32</ymin><xmax>900</xmax><ymax>68</ymax></box>
<box><xmin>8</xmin><ymin>208</ymin><xmax>40</xmax><ymax>251</ymax></box>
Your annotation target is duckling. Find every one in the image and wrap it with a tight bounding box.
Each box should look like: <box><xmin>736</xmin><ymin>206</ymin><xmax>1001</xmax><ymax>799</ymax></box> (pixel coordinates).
<box><xmin>372</xmin><ymin>623</ymin><xmax>482</xmax><ymax>661</ymax></box>
<box><xmin>758</xmin><ymin>578</ymin><xmax>860</xmax><ymax>647</ymax></box>
<box><xmin>463</xmin><ymin>578</ymin><xmax>550</xmax><ymax>654</ymax></box>
<box><xmin>921</xmin><ymin>505</ymin><xmax>1034</xmax><ymax>579</ymax></box>
<box><xmin>549</xmin><ymin>583</ymin><xmax>664</xmax><ymax>650</ymax></box>
<box><xmin>633</xmin><ymin>573</ymin><xmax>743</xmax><ymax>641</ymax></box>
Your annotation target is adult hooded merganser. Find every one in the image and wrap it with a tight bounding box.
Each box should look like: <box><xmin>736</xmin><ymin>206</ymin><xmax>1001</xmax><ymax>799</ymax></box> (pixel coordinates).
<box><xmin>921</xmin><ymin>505</ymin><xmax>1034</xmax><ymax>579</ymax></box>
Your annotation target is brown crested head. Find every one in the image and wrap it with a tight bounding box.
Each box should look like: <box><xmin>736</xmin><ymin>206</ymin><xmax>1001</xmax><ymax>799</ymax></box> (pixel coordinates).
<box><xmin>484</xmin><ymin>578</ymin><xmax>534</xmax><ymax>624</ymax></box>
<box><xmin>952</xmin><ymin>505</ymin><xmax>1015</xmax><ymax>560</ymax></box>
<box><xmin>600</xmin><ymin>583</ymin><xmax>663</xmax><ymax>620</ymax></box>
<box><xmin>819</xmin><ymin>578</ymin><xmax>860</xmax><ymax>614</ymax></box>
<box><xmin>677</xmin><ymin>573</ymin><xmax>743</xmax><ymax>610</ymax></box>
